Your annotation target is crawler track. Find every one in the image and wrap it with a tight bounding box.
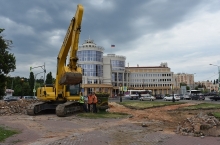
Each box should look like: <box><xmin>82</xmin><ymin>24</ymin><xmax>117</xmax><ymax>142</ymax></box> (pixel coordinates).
<box><xmin>27</xmin><ymin>101</ymin><xmax>83</xmax><ymax>117</ymax></box>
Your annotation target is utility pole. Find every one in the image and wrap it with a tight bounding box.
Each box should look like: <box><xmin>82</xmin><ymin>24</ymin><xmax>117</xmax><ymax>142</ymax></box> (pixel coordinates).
<box><xmin>210</xmin><ymin>64</ymin><xmax>220</xmax><ymax>95</ymax></box>
<box><xmin>30</xmin><ymin>63</ymin><xmax>46</xmax><ymax>84</ymax></box>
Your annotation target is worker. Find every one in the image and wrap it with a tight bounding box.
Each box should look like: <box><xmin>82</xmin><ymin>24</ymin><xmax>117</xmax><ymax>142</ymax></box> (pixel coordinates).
<box><xmin>87</xmin><ymin>93</ymin><xmax>94</xmax><ymax>112</ymax></box>
<box><xmin>79</xmin><ymin>92</ymin><xmax>87</xmax><ymax>112</ymax></box>
<box><xmin>92</xmin><ymin>92</ymin><xmax>98</xmax><ymax>113</ymax></box>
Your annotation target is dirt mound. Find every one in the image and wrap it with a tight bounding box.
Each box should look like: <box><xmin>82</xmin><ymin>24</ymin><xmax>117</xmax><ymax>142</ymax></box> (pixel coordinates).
<box><xmin>108</xmin><ymin>102</ymin><xmax>220</xmax><ymax>137</ymax></box>
<box><xmin>0</xmin><ymin>99</ymin><xmax>39</xmax><ymax>115</ymax></box>
<box><xmin>177</xmin><ymin>112</ymin><xmax>220</xmax><ymax>137</ymax></box>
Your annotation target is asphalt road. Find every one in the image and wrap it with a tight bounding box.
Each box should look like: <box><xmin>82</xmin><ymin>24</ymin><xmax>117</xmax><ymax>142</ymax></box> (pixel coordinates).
<box><xmin>109</xmin><ymin>96</ymin><xmax>220</xmax><ymax>104</ymax></box>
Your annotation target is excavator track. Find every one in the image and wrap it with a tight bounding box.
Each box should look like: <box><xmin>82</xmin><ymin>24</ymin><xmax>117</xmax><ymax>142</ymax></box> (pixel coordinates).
<box><xmin>27</xmin><ymin>101</ymin><xmax>83</xmax><ymax>117</ymax></box>
<box><xmin>27</xmin><ymin>102</ymin><xmax>48</xmax><ymax>116</ymax></box>
<box><xmin>56</xmin><ymin>101</ymin><xmax>83</xmax><ymax>117</ymax></box>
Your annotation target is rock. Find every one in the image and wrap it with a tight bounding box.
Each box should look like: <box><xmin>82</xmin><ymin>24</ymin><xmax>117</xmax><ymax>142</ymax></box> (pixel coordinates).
<box><xmin>142</xmin><ymin>123</ymin><xmax>148</xmax><ymax>127</ymax></box>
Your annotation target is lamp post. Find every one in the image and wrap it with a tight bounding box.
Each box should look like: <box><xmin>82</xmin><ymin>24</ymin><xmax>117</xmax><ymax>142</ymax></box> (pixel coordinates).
<box><xmin>193</xmin><ymin>73</ymin><xmax>196</xmax><ymax>89</ymax></box>
<box><xmin>171</xmin><ymin>84</ymin><xmax>175</xmax><ymax>102</ymax></box>
<box><xmin>30</xmin><ymin>63</ymin><xmax>46</xmax><ymax>84</ymax></box>
<box><xmin>210</xmin><ymin>64</ymin><xmax>220</xmax><ymax>95</ymax></box>
<box><xmin>119</xmin><ymin>83</ymin><xmax>122</xmax><ymax>102</ymax></box>
<box><xmin>34</xmin><ymin>72</ymin><xmax>44</xmax><ymax>97</ymax></box>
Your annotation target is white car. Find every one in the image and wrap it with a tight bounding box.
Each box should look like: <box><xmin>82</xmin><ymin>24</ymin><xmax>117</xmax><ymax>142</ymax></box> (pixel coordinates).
<box><xmin>139</xmin><ymin>95</ymin><xmax>155</xmax><ymax>101</ymax></box>
<box><xmin>163</xmin><ymin>94</ymin><xmax>180</xmax><ymax>101</ymax></box>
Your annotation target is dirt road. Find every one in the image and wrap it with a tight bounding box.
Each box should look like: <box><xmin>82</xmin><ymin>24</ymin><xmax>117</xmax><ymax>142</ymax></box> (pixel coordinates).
<box><xmin>1</xmin><ymin>101</ymin><xmax>220</xmax><ymax>145</ymax></box>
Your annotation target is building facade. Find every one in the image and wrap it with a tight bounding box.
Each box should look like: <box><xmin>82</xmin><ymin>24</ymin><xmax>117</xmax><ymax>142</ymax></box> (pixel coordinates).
<box><xmin>77</xmin><ymin>39</ymin><xmax>112</xmax><ymax>96</ymax></box>
<box><xmin>77</xmin><ymin>39</ymin><xmax>183</xmax><ymax>96</ymax></box>
<box><xmin>174</xmin><ymin>73</ymin><xmax>195</xmax><ymax>89</ymax></box>
<box><xmin>124</xmin><ymin>63</ymin><xmax>176</xmax><ymax>95</ymax></box>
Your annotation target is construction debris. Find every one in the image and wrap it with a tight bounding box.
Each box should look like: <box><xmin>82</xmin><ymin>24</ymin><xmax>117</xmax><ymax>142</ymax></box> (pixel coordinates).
<box><xmin>177</xmin><ymin>112</ymin><xmax>220</xmax><ymax>137</ymax></box>
<box><xmin>0</xmin><ymin>100</ymin><xmax>39</xmax><ymax>116</ymax></box>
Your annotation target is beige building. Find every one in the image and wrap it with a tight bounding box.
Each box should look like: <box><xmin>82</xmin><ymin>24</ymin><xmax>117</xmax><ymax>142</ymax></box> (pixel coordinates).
<box><xmin>195</xmin><ymin>81</ymin><xmax>218</xmax><ymax>92</ymax></box>
<box><xmin>174</xmin><ymin>73</ymin><xmax>195</xmax><ymax>89</ymax></box>
<box><xmin>124</xmin><ymin>62</ymin><xmax>176</xmax><ymax>95</ymax></box>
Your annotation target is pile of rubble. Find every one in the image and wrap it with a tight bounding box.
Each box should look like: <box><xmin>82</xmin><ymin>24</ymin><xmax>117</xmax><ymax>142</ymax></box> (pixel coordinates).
<box><xmin>177</xmin><ymin>112</ymin><xmax>220</xmax><ymax>137</ymax></box>
<box><xmin>0</xmin><ymin>100</ymin><xmax>39</xmax><ymax>116</ymax></box>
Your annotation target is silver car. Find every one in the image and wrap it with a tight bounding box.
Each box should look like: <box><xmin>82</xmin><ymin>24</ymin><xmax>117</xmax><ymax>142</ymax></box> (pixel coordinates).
<box><xmin>139</xmin><ymin>95</ymin><xmax>155</xmax><ymax>101</ymax></box>
<box><xmin>164</xmin><ymin>94</ymin><xmax>180</xmax><ymax>101</ymax></box>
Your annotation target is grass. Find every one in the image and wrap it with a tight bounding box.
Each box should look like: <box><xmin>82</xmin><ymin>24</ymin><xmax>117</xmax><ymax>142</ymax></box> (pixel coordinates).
<box><xmin>212</xmin><ymin>112</ymin><xmax>220</xmax><ymax>119</ymax></box>
<box><xmin>77</xmin><ymin>111</ymin><xmax>129</xmax><ymax>119</ymax></box>
<box><xmin>0</xmin><ymin>126</ymin><xmax>19</xmax><ymax>142</ymax></box>
<box><xmin>180</xmin><ymin>103</ymin><xmax>220</xmax><ymax>110</ymax></box>
<box><xmin>118</xmin><ymin>101</ymin><xmax>185</xmax><ymax>110</ymax></box>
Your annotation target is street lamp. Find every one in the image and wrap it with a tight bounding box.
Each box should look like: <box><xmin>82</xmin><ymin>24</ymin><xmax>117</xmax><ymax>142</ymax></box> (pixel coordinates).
<box><xmin>210</xmin><ymin>64</ymin><xmax>220</xmax><ymax>95</ymax></box>
<box><xmin>34</xmin><ymin>72</ymin><xmax>44</xmax><ymax>97</ymax></box>
<box><xmin>193</xmin><ymin>73</ymin><xmax>196</xmax><ymax>89</ymax></box>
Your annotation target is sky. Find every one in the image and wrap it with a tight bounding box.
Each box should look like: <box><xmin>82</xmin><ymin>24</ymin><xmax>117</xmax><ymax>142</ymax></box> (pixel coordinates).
<box><xmin>1</xmin><ymin>0</ymin><xmax>220</xmax><ymax>82</ymax></box>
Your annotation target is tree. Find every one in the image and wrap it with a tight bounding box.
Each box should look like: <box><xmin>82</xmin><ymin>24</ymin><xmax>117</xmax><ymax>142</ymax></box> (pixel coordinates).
<box><xmin>214</xmin><ymin>80</ymin><xmax>216</xmax><ymax>84</ymax></box>
<box><xmin>0</xmin><ymin>28</ymin><xmax>16</xmax><ymax>98</ymax></box>
<box><xmin>216</xmin><ymin>79</ymin><xmax>219</xmax><ymax>84</ymax></box>
<box><xmin>45</xmin><ymin>72</ymin><xmax>53</xmax><ymax>84</ymax></box>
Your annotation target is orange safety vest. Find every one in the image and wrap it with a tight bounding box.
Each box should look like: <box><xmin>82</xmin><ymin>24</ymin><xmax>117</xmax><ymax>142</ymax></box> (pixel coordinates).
<box><xmin>88</xmin><ymin>95</ymin><xmax>94</xmax><ymax>104</ymax></box>
<box><xmin>93</xmin><ymin>95</ymin><xmax>97</xmax><ymax>103</ymax></box>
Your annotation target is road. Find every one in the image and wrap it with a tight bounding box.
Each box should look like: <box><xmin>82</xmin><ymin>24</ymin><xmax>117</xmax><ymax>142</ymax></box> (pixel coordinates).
<box><xmin>110</xmin><ymin>96</ymin><xmax>220</xmax><ymax>104</ymax></box>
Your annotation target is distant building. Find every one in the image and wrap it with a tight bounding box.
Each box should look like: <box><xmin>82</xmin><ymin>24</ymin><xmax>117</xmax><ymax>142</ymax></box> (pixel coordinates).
<box><xmin>124</xmin><ymin>62</ymin><xmax>175</xmax><ymax>95</ymax></box>
<box><xmin>78</xmin><ymin>39</ymin><xmax>180</xmax><ymax>96</ymax></box>
<box><xmin>174</xmin><ymin>73</ymin><xmax>195</xmax><ymax>89</ymax></box>
<box><xmin>196</xmin><ymin>81</ymin><xmax>218</xmax><ymax>92</ymax></box>
<box><xmin>5</xmin><ymin>89</ymin><xmax>14</xmax><ymax>97</ymax></box>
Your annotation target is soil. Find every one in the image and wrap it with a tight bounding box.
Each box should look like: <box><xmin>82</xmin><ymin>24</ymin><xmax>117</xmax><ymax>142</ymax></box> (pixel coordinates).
<box><xmin>0</xmin><ymin>101</ymin><xmax>220</xmax><ymax>145</ymax></box>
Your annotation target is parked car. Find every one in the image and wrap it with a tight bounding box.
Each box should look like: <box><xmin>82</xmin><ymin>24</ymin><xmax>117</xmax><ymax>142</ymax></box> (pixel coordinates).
<box><xmin>23</xmin><ymin>96</ymin><xmax>37</xmax><ymax>100</ymax></box>
<box><xmin>190</xmin><ymin>94</ymin><xmax>205</xmax><ymax>100</ymax></box>
<box><xmin>183</xmin><ymin>94</ymin><xmax>191</xmax><ymax>100</ymax></box>
<box><xmin>163</xmin><ymin>94</ymin><xmax>180</xmax><ymax>101</ymax></box>
<box><xmin>209</xmin><ymin>95</ymin><xmax>220</xmax><ymax>101</ymax></box>
<box><xmin>155</xmin><ymin>94</ymin><xmax>163</xmax><ymax>99</ymax></box>
<box><xmin>4</xmin><ymin>96</ymin><xmax>19</xmax><ymax>102</ymax></box>
<box><xmin>139</xmin><ymin>95</ymin><xmax>155</xmax><ymax>101</ymax></box>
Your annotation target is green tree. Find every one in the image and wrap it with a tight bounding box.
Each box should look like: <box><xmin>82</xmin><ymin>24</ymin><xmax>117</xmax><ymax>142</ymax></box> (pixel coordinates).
<box><xmin>216</xmin><ymin>79</ymin><xmax>219</xmax><ymax>84</ymax></box>
<box><xmin>29</xmin><ymin>72</ymin><xmax>34</xmax><ymax>96</ymax></box>
<box><xmin>0</xmin><ymin>28</ymin><xmax>16</xmax><ymax>98</ymax></box>
<box><xmin>214</xmin><ymin>80</ymin><xmax>216</xmax><ymax>84</ymax></box>
<box><xmin>45</xmin><ymin>72</ymin><xmax>53</xmax><ymax>84</ymax></box>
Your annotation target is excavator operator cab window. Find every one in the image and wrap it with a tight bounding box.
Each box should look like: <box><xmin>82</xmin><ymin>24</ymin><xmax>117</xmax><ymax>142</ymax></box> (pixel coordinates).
<box><xmin>70</xmin><ymin>84</ymin><xmax>80</xmax><ymax>95</ymax></box>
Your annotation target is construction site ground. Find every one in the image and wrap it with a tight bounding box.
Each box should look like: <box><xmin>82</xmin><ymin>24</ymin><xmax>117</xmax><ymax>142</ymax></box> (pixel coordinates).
<box><xmin>1</xmin><ymin>99</ymin><xmax>220</xmax><ymax>145</ymax></box>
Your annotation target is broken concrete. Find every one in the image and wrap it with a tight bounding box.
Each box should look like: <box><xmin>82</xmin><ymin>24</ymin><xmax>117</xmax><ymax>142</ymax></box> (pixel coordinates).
<box><xmin>177</xmin><ymin>112</ymin><xmax>220</xmax><ymax>137</ymax></box>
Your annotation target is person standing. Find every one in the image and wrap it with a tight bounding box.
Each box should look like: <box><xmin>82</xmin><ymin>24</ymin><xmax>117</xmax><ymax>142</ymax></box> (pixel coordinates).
<box><xmin>79</xmin><ymin>93</ymin><xmax>87</xmax><ymax>112</ymax></box>
<box><xmin>92</xmin><ymin>92</ymin><xmax>98</xmax><ymax>113</ymax></box>
<box><xmin>87</xmin><ymin>93</ymin><xmax>94</xmax><ymax>112</ymax></box>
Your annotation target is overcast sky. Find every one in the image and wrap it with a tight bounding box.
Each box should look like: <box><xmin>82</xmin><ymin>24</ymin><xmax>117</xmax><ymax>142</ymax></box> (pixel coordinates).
<box><xmin>1</xmin><ymin>0</ymin><xmax>220</xmax><ymax>82</ymax></box>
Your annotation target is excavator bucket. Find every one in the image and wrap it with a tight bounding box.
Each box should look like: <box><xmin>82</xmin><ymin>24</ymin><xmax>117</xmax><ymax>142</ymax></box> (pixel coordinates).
<box><xmin>59</xmin><ymin>72</ymin><xmax>82</xmax><ymax>85</ymax></box>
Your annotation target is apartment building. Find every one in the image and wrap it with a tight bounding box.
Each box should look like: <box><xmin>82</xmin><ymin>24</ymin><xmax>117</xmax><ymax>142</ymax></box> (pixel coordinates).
<box><xmin>174</xmin><ymin>73</ymin><xmax>195</xmax><ymax>89</ymax></box>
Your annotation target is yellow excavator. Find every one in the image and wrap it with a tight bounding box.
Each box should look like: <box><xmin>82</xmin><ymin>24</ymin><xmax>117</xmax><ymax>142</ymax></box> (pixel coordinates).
<box><xmin>27</xmin><ymin>4</ymin><xmax>84</xmax><ymax>117</ymax></box>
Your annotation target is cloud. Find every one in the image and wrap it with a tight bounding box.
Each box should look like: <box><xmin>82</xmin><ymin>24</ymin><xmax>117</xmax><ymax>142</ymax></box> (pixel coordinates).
<box><xmin>0</xmin><ymin>0</ymin><xmax>219</xmax><ymax>82</ymax></box>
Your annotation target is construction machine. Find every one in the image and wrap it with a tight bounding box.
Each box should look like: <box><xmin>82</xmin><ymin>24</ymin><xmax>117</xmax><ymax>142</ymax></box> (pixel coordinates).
<box><xmin>27</xmin><ymin>4</ymin><xmax>84</xmax><ymax>117</ymax></box>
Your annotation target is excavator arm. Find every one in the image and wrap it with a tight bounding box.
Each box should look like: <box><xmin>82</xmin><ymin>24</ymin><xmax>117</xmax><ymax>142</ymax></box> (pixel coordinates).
<box><xmin>56</xmin><ymin>4</ymin><xmax>83</xmax><ymax>90</ymax></box>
